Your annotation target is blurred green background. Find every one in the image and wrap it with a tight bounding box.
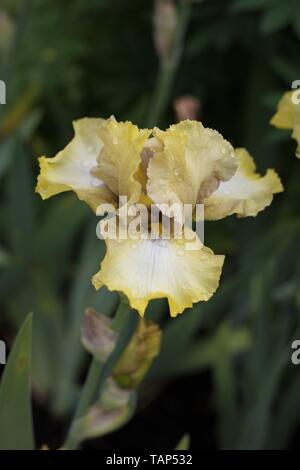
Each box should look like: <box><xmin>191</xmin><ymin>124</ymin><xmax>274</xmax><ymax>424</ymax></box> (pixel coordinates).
<box><xmin>0</xmin><ymin>0</ymin><xmax>300</xmax><ymax>450</ymax></box>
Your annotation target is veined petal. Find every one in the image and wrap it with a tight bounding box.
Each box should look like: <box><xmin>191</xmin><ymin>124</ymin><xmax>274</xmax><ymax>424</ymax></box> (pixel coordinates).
<box><xmin>92</xmin><ymin>230</ymin><xmax>224</xmax><ymax>318</ymax></box>
<box><xmin>204</xmin><ymin>148</ymin><xmax>283</xmax><ymax>220</ymax></box>
<box><xmin>271</xmin><ymin>91</ymin><xmax>300</xmax><ymax>158</ymax></box>
<box><xmin>146</xmin><ymin>120</ymin><xmax>237</xmax><ymax>214</ymax></box>
<box><xmin>94</xmin><ymin>117</ymin><xmax>152</xmax><ymax>206</ymax></box>
<box><xmin>36</xmin><ymin>118</ymin><xmax>116</xmax><ymax>211</ymax></box>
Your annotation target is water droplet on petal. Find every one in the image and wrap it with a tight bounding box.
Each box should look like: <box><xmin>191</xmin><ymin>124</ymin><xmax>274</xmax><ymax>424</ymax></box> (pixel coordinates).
<box><xmin>221</xmin><ymin>147</ymin><xmax>227</xmax><ymax>155</ymax></box>
<box><xmin>91</xmin><ymin>177</ymin><xmax>102</xmax><ymax>187</ymax></box>
<box><xmin>87</xmin><ymin>145</ymin><xmax>96</xmax><ymax>153</ymax></box>
<box><xmin>83</xmin><ymin>160</ymin><xmax>92</xmax><ymax>168</ymax></box>
<box><xmin>174</xmin><ymin>170</ymin><xmax>179</xmax><ymax>177</ymax></box>
<box><xmin>177</xmin><ymin>249</ymin><xmax>185</xmax><ymax>257</ymax></box>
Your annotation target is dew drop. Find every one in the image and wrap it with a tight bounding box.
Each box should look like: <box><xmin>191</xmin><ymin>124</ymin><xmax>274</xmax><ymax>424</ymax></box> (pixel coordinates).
<box><xmin>87</xmin><ymin>145</ymin><xmax>96</xmax><ymax>153</ymax></box>
<box><xmin>91</xmin><ymin>177</ymin><xmax>102</xmax><ymax>187</ymax></box>
<box><xmin>174</xmin><ymin>170</ymin><xmax>179</xmax><ymax>177</ymax></box>
<box><xmin>221</xmin><ymin>147</ymin><xmax>227</xmax><ymax>155</ymax></box>
<box><xmin>177</xmin><ymin>249</ymin><xmax>185</xmax><ymax>257</ymax></box>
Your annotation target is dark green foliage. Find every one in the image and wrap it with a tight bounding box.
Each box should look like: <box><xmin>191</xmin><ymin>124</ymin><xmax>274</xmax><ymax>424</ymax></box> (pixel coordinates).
<box><xmin>0</xmin><ymin>0</ymin><xmax>300</xmax><ymax>450</ymax></box>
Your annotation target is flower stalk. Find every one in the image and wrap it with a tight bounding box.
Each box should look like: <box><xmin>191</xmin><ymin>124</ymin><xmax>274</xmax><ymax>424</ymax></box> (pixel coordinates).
<box><xmin>146</xmin><ymin>0</ymin><xmax>191</xmax><ymax>127</ymax></box>
<box><xmin>64</xmin><ymin>299</ymin><xmax>131</xmax><ymax>450</ymax></box>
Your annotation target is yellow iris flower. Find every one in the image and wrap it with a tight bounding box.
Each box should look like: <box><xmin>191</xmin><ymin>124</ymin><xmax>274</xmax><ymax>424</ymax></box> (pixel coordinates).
<box><xmin>271</xmin><ymin>90</ymin><xmax>300</xmax><ymax>158</ymax></box>
<box><xmin>36</xmin><ymin>117</ymin><xmax>283</xmax><ymax>317</ymax></box>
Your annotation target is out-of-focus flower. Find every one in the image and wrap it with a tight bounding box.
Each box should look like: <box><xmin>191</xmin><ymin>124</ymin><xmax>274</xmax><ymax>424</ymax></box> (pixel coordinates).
<box><xmin>174</xmin><ymin>95</ymin><xmax>201</xmax><ymax>121</ymax></box>
<box><xmin>36</xmin><ymin>117</ymin><xmax>283</xmax><ymax>318</ymax></box>
<box><xmin>271</xmin><ymin>90</ymin><xmax>300</xmax><ymax>158</ymax></box>
<box><xmin>153</xmin><ymin>0</ymin><xmax>177</xmax><ymax>63</ymax></box>
<box><xmin>0</xmin><ymin>11</ymin><xmax>15</xmax><ymax>53</ymax></box>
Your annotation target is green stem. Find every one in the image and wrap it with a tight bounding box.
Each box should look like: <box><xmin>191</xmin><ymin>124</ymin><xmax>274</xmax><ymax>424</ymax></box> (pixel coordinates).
<box><xmin>145</xmin><ymin>1</ymin><xmax>191</xmax><ymax>128</ymax></box>
<box><xmin>64</xmin><ymin>299</ymin><xmax>131</xmax><ymax>450</ymax></box>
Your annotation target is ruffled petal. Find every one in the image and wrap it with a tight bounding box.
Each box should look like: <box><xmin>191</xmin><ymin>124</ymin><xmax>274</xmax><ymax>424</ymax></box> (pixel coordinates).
<box><xmin>146</xmin><ymin>120</ymin><xmax>237</xmax><ymax>214</ymax></box>
<box><xmin>36</xmin><ymin>118</ymin><xmax>116</xmax><ymax>211</ymax></box>
<box><xmin>204</xmin><ymin>148</ymin><xmax>283</xmax><ymax>220</ymax></box>
<box><xmin>271</xmin><ymin>91</ymin><xmax>300</xmax><ymax>158</ymax></box>
<box><xmin>92</xmin><ymin>230</ymin><xmax>224</xmax><ymax>318</ymax></box>
<box><xmin>94</xmin><ymin>117</ymin><xmax>152</xmax><ymax>206</ymax></box>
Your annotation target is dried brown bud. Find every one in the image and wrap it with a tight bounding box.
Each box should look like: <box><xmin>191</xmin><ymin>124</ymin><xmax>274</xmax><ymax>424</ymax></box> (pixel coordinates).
<box><xmin>113</xmin><ymin>319</ymin><xmax>162</xmax><ymax>389</ymax></box>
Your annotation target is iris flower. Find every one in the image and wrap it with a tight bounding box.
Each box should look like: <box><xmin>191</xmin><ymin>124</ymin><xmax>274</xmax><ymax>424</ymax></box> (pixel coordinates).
<box><xmin>271</xmin><ymin>90</ymin><xmax>300</xmax><ymax>158</ymax></box>
<box><xmin>36</xmin><ymin>117</ymin><xmax>283</xmax><ymax>317</ymax></box>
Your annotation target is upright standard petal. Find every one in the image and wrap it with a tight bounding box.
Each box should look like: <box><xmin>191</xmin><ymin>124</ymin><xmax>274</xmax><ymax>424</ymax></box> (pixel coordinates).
<box><xmin>92</xmin><ymin>230</ymin><xmax>225</xmax><ymax>318</ymax></box>
<box><xmin>36</xmin><ymin>118</ymin><xmax>116</xmax><ymax>211</ymax></box>
<box><xmin>204</xmin><ymin>148</ymin><xmax>283</xmax><ymax>220</ymax></box>
<box><xmin>147</xmin><ymin>120</ymin><xmax>237</xmax><ymax>214</ymax></box>
<box><xmin>94</xmin><ymin>117</ymin><xmax>152</xmax><ymax>207</ymax></box>
<box><xmin>271</xmin><ymin>91</ymin><xmax>300</xmax><ymax>158</ymax></box>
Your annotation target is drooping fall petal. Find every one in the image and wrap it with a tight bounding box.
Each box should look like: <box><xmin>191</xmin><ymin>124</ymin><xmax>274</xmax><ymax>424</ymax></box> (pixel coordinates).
<box><xmin>204</xmin><ymin>148</ymin><xmax>283</xmax><ymax>220</ymax></box>
<box><xmin>35</xmin><ymin>118</ymin><xmax>116</xmax><ymax>211</ymax></box>
<box><xmin>92</xmin><ymin>229</ymin><xmax>225</xmax><ymax>318</ymax></box>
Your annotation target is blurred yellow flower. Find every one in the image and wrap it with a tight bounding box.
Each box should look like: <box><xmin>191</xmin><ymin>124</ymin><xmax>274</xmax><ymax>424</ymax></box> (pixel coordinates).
<box><xmin>36</xmin><ymin>117</ymin><xmax>283</xmax><ymax>317</ymax></box>
<box><xmin>271</xmin><ymin>90</ymin><xmax>300</xmax><ymax>158</ymax></box>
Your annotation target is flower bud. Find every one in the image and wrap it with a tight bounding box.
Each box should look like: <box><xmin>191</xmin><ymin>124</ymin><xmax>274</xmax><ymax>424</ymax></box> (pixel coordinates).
<box><xmin>153</xmin><ymin>0</ymin><xmax>177</xmax><ymax>63</ymax></box>
<box><xmin>0</xmin><ymin>11</ymin><xmax>15</xmax><ymax>53</ymax></box>
<box><xmin>81</xmin><ymin>308</ymin><xmax>118</xmax><ymax>362</ymax></box>
<box><xmin>72</xmin><ymin>404</ymin><xmax>130</xmax><ymax>441</ymax></box>
<box><xmin>174</xmin><ymin>95</ymin><xmax>201</xmax><ymax>121</ymax></box>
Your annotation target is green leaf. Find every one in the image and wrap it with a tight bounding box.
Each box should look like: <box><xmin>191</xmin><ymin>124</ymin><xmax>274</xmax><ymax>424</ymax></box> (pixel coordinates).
<box><xmin>260</xmin><ymin>1</ymin><xmax>294</xmax><ymax>34</ymax></box>
<box><xmin>175</xmin><ymin>434</ymin><xmax>190</xmax><ymax>450</ymax></box>
<box><xmin>6</xmin><ymin>141</ymin><xmax>35</xmax><ymax>256</ymax></box>
<box><xmin>0</xmin><ymin>313</ymin><xmax>35</xmax><ymax>450</ymax></box>
<box><xmin>231</xmin><ymin>0</ymin><xmax>274</xmax><ymax>12</ymax></box>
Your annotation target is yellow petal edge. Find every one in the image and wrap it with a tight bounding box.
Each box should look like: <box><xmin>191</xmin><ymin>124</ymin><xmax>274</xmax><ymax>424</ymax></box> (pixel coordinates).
<box><xmin>204</xmin><ymin>148</ymin><xmax>283</xmax><ymax>220</ymax></box>
<box><xmin>271</xmin><ymin>90</ymin><xmax>300</xmax><ymax>158</ymax></box>
<box><xmin>92</xmin><ymin>232</ymin><xmax>225</xmax><ymax>318</ymax></box>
